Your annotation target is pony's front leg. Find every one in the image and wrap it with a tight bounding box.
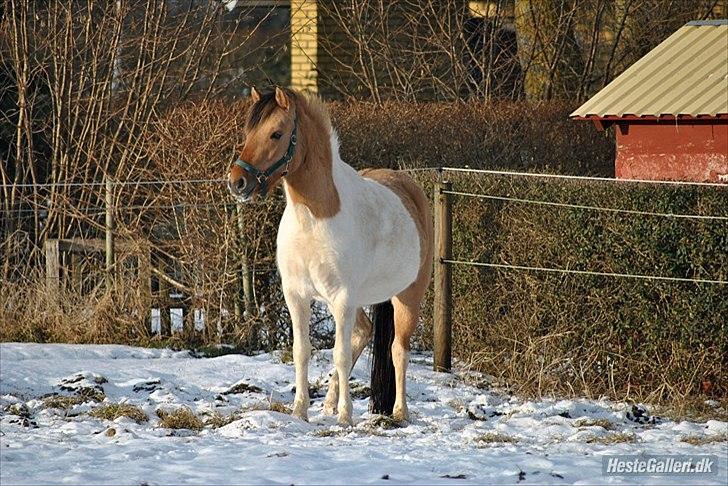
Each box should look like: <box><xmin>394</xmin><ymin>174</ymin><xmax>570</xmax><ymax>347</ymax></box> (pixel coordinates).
<box><xmin>285</xmin><ymin>289</ymin><xmax>312</xmax><ymax>422</ymax></box>
<box><xmin>324</xmin><ymin>308</ymin><xmax>373</xmax><ymax>415</ymax></box>
<box><xmin>330</xmin><ymin>302</ymin><xmax>355</xmax><ymax>426</ymax></box>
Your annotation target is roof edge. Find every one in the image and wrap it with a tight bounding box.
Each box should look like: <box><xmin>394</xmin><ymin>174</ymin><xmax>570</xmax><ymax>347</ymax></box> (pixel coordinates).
<box><xmin>686</xmin><ymin>19</ymin><xmax>727</xmax><ymax>26</ymax></box>
<box><xmin>570</xmin><ymin>114</ymin><xmax>728</xmax><ymax>121</ymax></box>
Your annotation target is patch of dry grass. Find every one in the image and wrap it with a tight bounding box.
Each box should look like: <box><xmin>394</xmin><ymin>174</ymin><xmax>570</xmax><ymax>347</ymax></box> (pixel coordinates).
<box><xmin>585</xmin><ymin>432</ymin><xmax>637</xmax><ymax>444</ymax></box>
<box><xmin>90</xmin><ymin>403</ymin><xmax>148</xmax><ymax>423</ymax></box>
<box><xmin>43</xmin><ymin>396</ymin><xmax>81</xmax><ymax>409</ymax></box>
<box><xmin>350</xmin><ymin>383</ymin><xmax>371</xmax><ymax>400</ymax></box>
<box><xmin>655</xmin><ymin>398</ymin><xmax>728</xmax><ymax>423</ymax></box>
<box><xmin>312</xmin><ymin>428</ymin><xmax>344</xmax><ymax>438</ymax></box>
<box><xmin>366</xmin><ymin>415</ymin><xmax>404</xmax><ymax>430</ymax></box>
<box><xmin>573</xmin><ymin>418</ymin><xmax>614</xmax><ymax>430</ymax></box>
<box><xmin>0</xmin><ymin>274</ymin><xmax>153</xmax><ymax>346</ymax></box>
<box><xmin>268</xmin><ymin>401</ymin><xmax>291</xmax><ymax>414</ymax></box>
<box><xmin>474</xmin><ymin>432</ymin><xmax>519</xmax><ymax>445</ymax></box>
<box><xmin>6</xmin><ymin>403</ymin><xmax>31</xmax><ymax>418</ymax></box>
<box><xmin>43</xmin><ymin>388</ymin><xmax>106</xmax><ymax>410</ymax></box>
<box><xmin>202</xmin><ymin>409</ymin><xmax>257</xmax><ymax>428</ymax></box>
<box><xmin>680</xmin><ymin>434</ymin><xmax>728</xmax><ymax>446</ymax></box>
<box><xmin>157</xmin><ymin>407</ymin><xmax>203</xmax><ymax>431</ymax></box>
<box><xmin>279</xmin><ymin>348</ymin><xmax>294</xmax><ymax>364</ymax></box>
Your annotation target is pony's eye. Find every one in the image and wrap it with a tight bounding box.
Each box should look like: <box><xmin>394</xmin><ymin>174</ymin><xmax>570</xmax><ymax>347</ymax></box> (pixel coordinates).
<box><xmin>271</xmin><ymin>131</ymin><xmax>283</xmax><ymax>140</ymax></box>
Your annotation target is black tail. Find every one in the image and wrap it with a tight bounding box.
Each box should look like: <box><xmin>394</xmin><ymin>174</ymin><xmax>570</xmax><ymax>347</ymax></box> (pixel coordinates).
<box><xmin>369</xmin><ymin>300</ymin><xmax>396</xmax><ymax>415</ymax></box>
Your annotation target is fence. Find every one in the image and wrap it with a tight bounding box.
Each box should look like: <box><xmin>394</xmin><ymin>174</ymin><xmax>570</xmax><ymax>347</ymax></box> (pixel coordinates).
<box><xmin>429</xmin><ymin>168</ymin><xmax>728</xmax><ymax>373</ymax></box>
<box><xmin>2</xmin><ymin>167</ymin><xmax>727</xmax><ymax>359</ymax></box>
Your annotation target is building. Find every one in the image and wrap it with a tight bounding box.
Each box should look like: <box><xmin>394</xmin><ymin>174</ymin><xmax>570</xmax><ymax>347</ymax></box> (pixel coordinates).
<box><xmin>570</xmin><ymin>20</ymin><xmax>728</xmax><ymax>183</ymax></box>
<box><xmin>290</xmin><ymin>1</ymin><xmax>521</xmax><ymax>100</ymax></box>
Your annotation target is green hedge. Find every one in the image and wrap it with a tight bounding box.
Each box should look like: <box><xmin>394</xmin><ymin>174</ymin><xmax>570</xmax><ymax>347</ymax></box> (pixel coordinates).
<box><xmin>412</xmin><ymin>171</ymin><xmax>727</xmax><ymax>404</ymax></box>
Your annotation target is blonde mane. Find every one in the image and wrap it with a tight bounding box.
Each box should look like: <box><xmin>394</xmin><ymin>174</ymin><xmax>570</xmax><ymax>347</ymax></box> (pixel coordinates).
<box><xmin>296</xmin><ymin>92</ymin><xmax>332</xmax><ymax>135</ymax></box>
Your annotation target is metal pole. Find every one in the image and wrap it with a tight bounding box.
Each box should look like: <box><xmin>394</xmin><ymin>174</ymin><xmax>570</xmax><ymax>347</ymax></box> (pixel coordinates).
<box><xmin>433</xmin><ymin>180</ymin><xmax>452</xmax><ymax>372</ymax></box>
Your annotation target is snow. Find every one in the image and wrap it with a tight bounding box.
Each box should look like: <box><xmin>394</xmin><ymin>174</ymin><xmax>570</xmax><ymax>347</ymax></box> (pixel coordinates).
<box><xmin>1</xmin><ymin>343</ymin><xmax>726</xmax><ymax>485</ymax></box>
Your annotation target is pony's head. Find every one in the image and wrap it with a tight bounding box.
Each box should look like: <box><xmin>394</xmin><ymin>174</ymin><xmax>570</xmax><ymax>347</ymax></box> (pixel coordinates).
<box><xmin>228</xmin><ymin>86</ymin><xmax>298</xmax><ymax>202</ymax></box>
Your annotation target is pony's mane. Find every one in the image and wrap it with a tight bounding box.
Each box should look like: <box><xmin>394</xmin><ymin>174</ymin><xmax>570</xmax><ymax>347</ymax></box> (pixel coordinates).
<box><xmin>246</xmin><ymin>87</ymin><xmax>331</xmax><ymax>134</ymax></box>
<box><xmin>299</xmin><ymin>92</ymin><xmax>332</xmax><ymax>134</ymax></box>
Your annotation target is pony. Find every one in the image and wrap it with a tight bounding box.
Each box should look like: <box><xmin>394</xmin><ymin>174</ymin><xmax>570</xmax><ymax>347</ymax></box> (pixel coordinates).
<box><xmin>227</xmin><ymin>87</ymin><xmax>433</xmax><ymax>426</ymax></box>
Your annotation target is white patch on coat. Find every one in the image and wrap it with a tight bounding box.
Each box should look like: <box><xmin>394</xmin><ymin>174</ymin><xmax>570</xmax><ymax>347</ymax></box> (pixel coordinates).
<box><xmin>276</xmin><ymin>131</ymin><xmax>421</xmax><ymax>307</ymax></box>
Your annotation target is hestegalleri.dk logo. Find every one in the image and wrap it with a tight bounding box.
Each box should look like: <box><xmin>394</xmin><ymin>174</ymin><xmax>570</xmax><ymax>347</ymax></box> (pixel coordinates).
<box><xmin>602</xmin><ymin>455</ymin><xmax>719</xmax><ymax>476</ymax></box>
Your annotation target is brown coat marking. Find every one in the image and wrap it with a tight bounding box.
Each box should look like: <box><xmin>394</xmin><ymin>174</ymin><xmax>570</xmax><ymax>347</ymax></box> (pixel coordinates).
<box><xmin>359</xmin><ymin>168</ymin><xmax>434</xmax><ymax>348</ymax></box>
<box><xmin>284</xmin><ymin>94</ymin><xmax>341</xmax><ymax>219</ymax></box>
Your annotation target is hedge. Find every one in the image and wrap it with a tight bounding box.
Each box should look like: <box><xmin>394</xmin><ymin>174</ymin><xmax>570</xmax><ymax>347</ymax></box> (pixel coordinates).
<box><xmin>411</xmin><ymin>171</ymin><xmax>726</xmax><ymax>405</ymax></box>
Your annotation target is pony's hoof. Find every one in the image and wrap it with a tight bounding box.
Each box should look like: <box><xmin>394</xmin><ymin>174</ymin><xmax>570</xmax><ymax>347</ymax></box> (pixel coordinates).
<box><xmin>337</xmin><ymin>413</ymin><xmax>353</xmax><ymax>427</ymax></box>
<box><xmin>323</xmin><ymin>401</ymin><xmax>337</xmax><ymax>415</ymax></box>
<box><xmin>292</xmin><ymin>403</ymin><xmax>309</xmax><ymax>422</ymax></box>
<box><xmin>392</xmin><ymin>406</ymin><xmax>409</xmax><ymax>423</ymax></box>
<box><xmin>292</xmin><ymin>411</ymin><xmax>309</xmax><ymax>422</ymax></box>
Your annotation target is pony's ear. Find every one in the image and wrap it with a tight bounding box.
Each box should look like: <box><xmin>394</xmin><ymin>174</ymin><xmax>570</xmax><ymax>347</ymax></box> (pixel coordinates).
<box><xmin>274</xmin><ymin>87</ymin><xmax>290</xmax><ymax>111</ymax></box>
<box><xmin>250</xmin><ymin>86</ymin><xmax>261</xmax><ymax>103</ymax></box>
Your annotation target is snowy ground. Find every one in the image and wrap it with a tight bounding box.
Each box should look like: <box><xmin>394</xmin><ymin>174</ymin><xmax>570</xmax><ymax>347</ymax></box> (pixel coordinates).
<box><xmin>1</xmin><ymin>343</ymin><xmax>726</xmax><ymax>485</ymax></box>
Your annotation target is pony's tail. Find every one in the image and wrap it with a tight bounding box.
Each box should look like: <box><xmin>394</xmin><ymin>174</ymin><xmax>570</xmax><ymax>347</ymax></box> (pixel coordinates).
<box><xmin>369</xmin><ymin>300</ymin><xmax>396</xmax><ymax>415</ymax></box>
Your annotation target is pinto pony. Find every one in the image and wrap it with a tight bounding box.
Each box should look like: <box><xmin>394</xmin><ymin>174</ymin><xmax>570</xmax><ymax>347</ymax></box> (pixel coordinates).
<box><xmin>228</xmin><ymin>87</ymin><xmax>433</xmax><ymax>425</ymax></box>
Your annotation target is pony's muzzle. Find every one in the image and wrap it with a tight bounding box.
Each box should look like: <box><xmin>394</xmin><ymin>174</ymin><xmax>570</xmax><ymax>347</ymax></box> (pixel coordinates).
<box><xmin>228</xmin><ymin>176</ymin><xmax>255</xmax><ymax>201</ymax></box>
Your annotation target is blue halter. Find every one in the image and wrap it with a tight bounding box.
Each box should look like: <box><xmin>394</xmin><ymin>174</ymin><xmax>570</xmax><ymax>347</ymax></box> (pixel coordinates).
<box><xmin>233</xmin><ymin>118</ymin><xmax>298</xmax><ymax>198</ymax></box>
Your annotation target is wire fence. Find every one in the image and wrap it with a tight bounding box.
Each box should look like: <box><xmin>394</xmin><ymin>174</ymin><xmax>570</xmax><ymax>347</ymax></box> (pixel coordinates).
<box><xmin>428</xmin><ymin>168</ymin><xmax>727</xmax><ymax>298</ymax></box>
<box><xmin>440</xmin><ymin>166</ymin><xmax>728</xmax><ymax>188</ymax></box>
<box><xmin>429</xmin><ymin>170</ymin><xmax>727</xmax><ymax>370</ymax></box>
<box><xmin>442</xmin><ymin>259</ymin><xmax>727</xmax><ymax>285</ymax></box>
<box><xmin>441</xmin><ymin>190</ymin><xmax>728</xmax><ymax>221</ymax></box>
<box><xmin>3</xmin><ymin>165</ymin><xmax>726</xmax><ymax>352</ymax></box>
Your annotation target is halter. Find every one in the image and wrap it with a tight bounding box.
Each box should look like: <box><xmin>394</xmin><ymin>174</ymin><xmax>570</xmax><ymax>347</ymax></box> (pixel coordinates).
<box><xmin>233</xmin><ymin>118</ymin><xmax>298</xmax><ymax>198</ymax></box>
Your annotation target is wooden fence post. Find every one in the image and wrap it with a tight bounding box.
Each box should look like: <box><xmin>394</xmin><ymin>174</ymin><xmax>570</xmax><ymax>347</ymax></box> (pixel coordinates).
<box><xmin>236</xmin><ymin>204</ymin><xmax>255</xmax><ymax>316</ymax></box>
<box><xmin>138</xmin><ymin>243</ymin><xmax>152</xmax><ymax>336</ymax></box>
<box><xmin>433</xmin><ymin>180</ymin><xmax>453</xmax><ymax>372</ymax></box>
<box><xmin>235</xmin><ymin>203</ymin><xmax>256</xmax><ymax>344</ymax></box>
<box><xmin>105</xmin><ymin>177</ymin><xmax>115</xmax><ymax>291</ymax></box>
<box><xmin>45</xmin><ymin>239</ymin><xmax>60</xmax><ymax>296</ymax></box>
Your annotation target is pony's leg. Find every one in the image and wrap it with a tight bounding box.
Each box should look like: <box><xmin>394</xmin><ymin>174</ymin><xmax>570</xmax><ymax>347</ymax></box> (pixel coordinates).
<box><xmin>330</xmin><ymin>301</ymin><xmax>356</xmax><ymax>425</ymax></box>
<box><xmin>324</xmin><ymin>308</ymin><xmax>373</xmax><ymax>415</ymax></box>
<box><xmin>390</xmin><ymin>294</ymin><xmax>420</xmax><ymax>422</ymax></box>
<box><xmin>285</xmin><ymin>289</ymin><xmax>312</xmax><ymax>422</ymax></box>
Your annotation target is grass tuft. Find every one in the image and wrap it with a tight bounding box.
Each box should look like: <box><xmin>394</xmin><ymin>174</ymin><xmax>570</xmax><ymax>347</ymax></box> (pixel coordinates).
<box><xmin>680</xmin><ymin>434</ymin><xmax>728</xmax><ymax>446</ymax></box>
<box><xmin>43</xmin><ymin>395</ymin><xmax>84</xmax><ymax>409</ymax></box>
<box><xmin>203</xmin><ymin>411</ymin><xmax>244</xmax><ymax>428</ymax></box>
<box><xmin>361</xmin><ymin>414</ymin><xmax>404</xmax><ymax>430</ymax></box>
<box><xmin>474</xmin><ymin>432</ymin><xmax>519</xmax><ymax>445</ymax></box>
<box><xmin>585</xmin><ymin>432</ymin><xmax>637</xmax><ymax>444</ymax></box>
<box><xmin>312</xmin><ymin>428</ymin><xmax>343</xmax><ymax>437</ymax></box>
<box><xmin>7</xmin><ymin>403</ymin><xmax>31</xmax><ymax>418</ymax></box>
<box><xmin>279</xmin><ymin>348</ymin><xmax>294</xmax><ymax>364</ymax></box>
<box><xmin>90</xmin><ymin>403</ymin><xmax>148</xmax><ymax>423</ymax></box>
<box><xmin>157</xmin><ymin>407</ymin><xmax>203</xmax><ymax>431</ymax></box>
<box><xmin>350</xmin><ymin>383</ymin><xmax>371</xmax><ymax>400</ymax></box>
<box><xmin>573</xmin><ymin>418</ymin><xmax>614</xmax><ymax>430</ymax></box>
<box><xmin>268</xmin><ymin>401</ymin><xmax>291</xmax><ymax>414</ymax></box>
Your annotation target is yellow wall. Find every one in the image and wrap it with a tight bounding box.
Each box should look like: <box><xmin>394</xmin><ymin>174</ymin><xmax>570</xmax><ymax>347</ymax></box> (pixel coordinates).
<box><xmin>290</xmin><ymin>0</ymin><xmax>318</xmax><ymax>93</ymax></box>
